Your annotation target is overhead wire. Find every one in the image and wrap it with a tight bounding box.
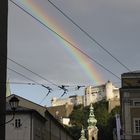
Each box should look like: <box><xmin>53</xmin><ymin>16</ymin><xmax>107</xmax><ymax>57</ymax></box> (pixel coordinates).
<box><xmin>8</xmin><ymin>67</ymin><xmax>56</xmax><ymax>92</ymax></box>
<box><xmin>7</xmin><ymin>66</ymin><xmax>84</xmax><ymax>98</ymax></box>
<box><xmin>7</xmin><ymin>67</ymin><xmax>56</xmax><ymax>103</ymax></box>
<box><xmin>8</xmin><ymin>67</ymin><xmax>51</xmax><ymax>105</ymax></box>
<box><xmin>5</xmin><ymin>82</ymin><xmax>36</xmax><ymax>85</ymax></box>
<box><xmin>7</xmin><ymin>56</ymin><xmax>86</xmax><ymax>88</ymax></box>
<box><xmin>8</xmin><ymin>66</ymin><xmax>68</xmax><ymax>101</ymax></box>
<box><xmin>7</xmin><ymin>57</ymin><xmax>58</xmax><ymax>87</ymax></box>
<box><xmin>8</xmin><ymin>67</ymin><xmax>86</xmax><ymax>101</ymax></box>
<box><xmin>58</xmin><ymin>85</ymin><xmax>69</xmax><ymax>97</ymax></box>
<box><xmin>9</xmin><ymin>0</ymin><xmax>121</xmax><ymax>82</ymax></box>
<box><xmin>7</xmin><ymin>67</ymin><xmax>40</xmax><ymax>85</ymax></box>
<box><xmin>7</xmin><ymin>57</ymin><xmax>86</xmax><ymax>92</ymax></box>
<box><xmin>39</xmin><ymin>89</ymin><xmax>52</xmax><ymax>105</ymax></box>
<box><xmin>7</xmin><ymin>64</ymin><xmax>86</xmax><ymax>89</ymax></box>
<box><xmin>48</xmin><ymin>0</ymin><xmax>131</xmax><ymax>72</ymax></box>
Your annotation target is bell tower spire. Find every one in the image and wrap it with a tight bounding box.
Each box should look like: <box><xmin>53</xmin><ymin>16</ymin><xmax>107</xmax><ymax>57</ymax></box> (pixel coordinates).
<box><xmin>87</xmin><ymin>104</ymin><xmax>98</xmax><ymax>140</ymax></box>
<box><xmin>79</xmin><ymin>127</ymin><xmax>87</xmax><ymax>140</ymax></box>
<box><xmin>87</xmin><ymin>104</ymin><xmax>97</xmax><ymax>128</ymax></box>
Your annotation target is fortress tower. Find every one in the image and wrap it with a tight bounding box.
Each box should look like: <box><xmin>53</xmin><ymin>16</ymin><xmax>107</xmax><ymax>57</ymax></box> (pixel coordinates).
<box><xmin>51</xmin><ymin>81</ymin><xmax>120</xmax><ymax>107</ymax></box>
<box><xmin>105</xmin><ymin>81</ymin><xmax>114</xmax><ymax>100</ymax></box>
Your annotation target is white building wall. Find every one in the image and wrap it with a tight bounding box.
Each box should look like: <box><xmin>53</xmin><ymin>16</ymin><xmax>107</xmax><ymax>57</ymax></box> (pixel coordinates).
<box><xmin>51</xmin><ymin>81</ymin><xmax>120</xmax><ymax>107</ymax></box>
<box><xmin>6</xmin><ymin>114</ymin><xmax>31</xmax><ymax>140</ymax></box>
<box><xmin>85</xmin><ymin>86</ymin><xmax>93</xmax><ymax>106</ymax></box>
<box><xmin>105</xmin><ymin>81</ymin><xmax>114</xmax><ymax>100</ymax></box>
<box><xmin>76</xmin><ymin>96</ymin><xmax>84</xmax><ymax>105</ymax></box>
<box><xmin>62</xmin><ymin>118</ymin><xmax>70</xmax><ymax>126</ymax></box>
<box><xmin>52</xmin><ymin>95</ymin><xmax>84</xmax><ymax>107</ymax></box>
<box><xmin>113</xmin><ymin>88</ymin><xmax>120</xmax><ymax>99</ymax></box>
<box><xmin>70</xmin><ymin>95</ymin><xmax>83</xmax><ymax>105</ymax></box>
<box><xmin>84</xmin><ymin>85</ymin><xmax>106</xmax><ymax>106</ymax></box>
<box><xmin>52</xmin><ymin>97</ymin><xmax>72</xmax><ymax>106</ymax></box>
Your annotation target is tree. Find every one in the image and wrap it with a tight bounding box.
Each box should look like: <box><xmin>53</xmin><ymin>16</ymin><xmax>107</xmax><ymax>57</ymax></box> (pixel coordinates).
<box><xmin>67</xmin><ymin>101</ymin><xmax>120</xmax><ymax>140</ymax></box>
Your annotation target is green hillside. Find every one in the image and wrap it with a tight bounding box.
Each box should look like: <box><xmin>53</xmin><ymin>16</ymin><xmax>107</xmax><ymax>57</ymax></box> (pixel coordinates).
<box><xmin>66</xmin><ymin>100</ymin><xmax>120</xmax><ymax>140</ymax></box>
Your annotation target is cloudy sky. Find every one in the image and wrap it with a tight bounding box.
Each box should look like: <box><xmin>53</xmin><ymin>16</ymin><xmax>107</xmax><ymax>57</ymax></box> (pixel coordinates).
<box><xmin>7</xmin><ymin>0</ymin><xmax>140</xmax><ymax>106</ymax></box>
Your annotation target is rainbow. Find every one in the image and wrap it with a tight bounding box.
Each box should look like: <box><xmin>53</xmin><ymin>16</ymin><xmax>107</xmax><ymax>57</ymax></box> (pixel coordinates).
<box><xmin>14</xmin><ymin>0</ymin><xmax>104</xmax><ymax>85</ymax></box>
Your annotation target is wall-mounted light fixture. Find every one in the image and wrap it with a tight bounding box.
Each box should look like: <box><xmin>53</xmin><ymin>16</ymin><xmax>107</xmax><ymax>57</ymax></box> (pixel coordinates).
<box><xmin>0</xmin><ymin>96</ymin><xmax>19</xmax><ymax>126</ymax></box>
<box><xmin>9</xmin><ymin>96</ymin><xmax>19</xmax><ymax>112</ymax></box>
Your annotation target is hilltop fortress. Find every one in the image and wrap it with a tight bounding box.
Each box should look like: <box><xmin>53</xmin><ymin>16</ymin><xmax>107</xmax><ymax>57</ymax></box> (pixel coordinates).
<box><xmin>51</xmin><ymin>81</ymin><xmax>120</xmax><ymax>107</ymax></box>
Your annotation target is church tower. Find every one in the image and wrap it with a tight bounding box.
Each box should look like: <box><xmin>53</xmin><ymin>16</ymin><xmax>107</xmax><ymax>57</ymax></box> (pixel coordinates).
<box><xmin>79</xmin><ymin>127</ymin><xmax>87</xmax><ymax>140</ymax></box>
<box><xmin>87</xmin><ymin>104</ymin><xmax>98</xmax><ymax>140</ymax></box>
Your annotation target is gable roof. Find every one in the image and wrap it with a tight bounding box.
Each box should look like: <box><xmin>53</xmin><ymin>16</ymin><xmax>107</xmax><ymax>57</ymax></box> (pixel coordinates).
<box><xmin>6</xmin><ymin>104</ymin><xmax>47</xmax><ymax>122</ymax></box>
<box><xmin>6</xmin><ymin>94</ymin><xmax>76</xmax><ymax>140</ymax></box>
<box><xmin>6</xmin><ymin>94</ymin><xmax>47</xmax><ymax>117</ymax></box>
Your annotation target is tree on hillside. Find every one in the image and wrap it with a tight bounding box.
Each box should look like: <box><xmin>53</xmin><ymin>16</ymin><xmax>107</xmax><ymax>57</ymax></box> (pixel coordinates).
<box><xmin>70</xmin><ymin>104</ymin><xmax>89</xmax><ymax>128</ymax></box>
<box><xmin>67</xmin><ymin>100</ymin><xmax>120</xmax><ymax>140</ymax></box>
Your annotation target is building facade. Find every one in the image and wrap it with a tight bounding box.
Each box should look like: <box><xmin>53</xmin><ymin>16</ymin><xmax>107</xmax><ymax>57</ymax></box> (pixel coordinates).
<box><xmin>6</xmin><ymin>94</ymin><xmax>76</xmax><ymax>140</ymax></box>
<box><xmin>51</xmin><ymin>81</ymin><xmax>120</xmax><ymax>107</ymax></box>
<box><xmin>120</xmin><ymin>71</ymin><xmax>140</xmax><ymax>140</ymax></box>
<box><xmin>6</xmin><ymin>108</ymin><xmax>47</xmax><ymax>140</ymax></box>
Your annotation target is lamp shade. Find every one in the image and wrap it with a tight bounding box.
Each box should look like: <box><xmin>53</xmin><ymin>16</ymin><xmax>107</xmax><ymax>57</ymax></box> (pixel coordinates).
<box><xmin>9</xmin><ymin>96</ymin><xmax>19</xmax><ymax>111</ymax></box>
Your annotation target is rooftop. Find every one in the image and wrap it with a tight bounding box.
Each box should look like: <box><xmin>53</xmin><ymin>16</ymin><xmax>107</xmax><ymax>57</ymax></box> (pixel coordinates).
<box><xmin>122</xmin><ymin>71</ymin><xmax>140</xmax><ymax>77</ymax></box>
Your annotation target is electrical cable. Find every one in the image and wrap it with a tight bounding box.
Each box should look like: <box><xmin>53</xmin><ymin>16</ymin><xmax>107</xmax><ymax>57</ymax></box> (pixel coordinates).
<box><xmin>60</xmin><ymin>90</ymin><xmax>67</xmax><ymax>98</ymax></box>
<box><xmin>5</xmin><ymin>82</ymin><xmax>36</xmax><ymax>85</ymax></box>
<box><xmin>9</xmin><ymin>0</ymin><xmax>121</xmax><ymax>81</ymax></box>
<box><xmin>39</xmin><ymin>90</ymin><xmax>51</xmax><ymax>105</ymax></box>
<box><xmin>48</xmin><ymin>0</ymin><xmax>131</xmax><ymax>72</ymax></box>
<box><xmin>8</xmin><ymin>60</ymin><xmax>88</xmax><ymax>88</ymax></box>
<box><xmin>7</xmin><ymin>67</ymin><xmax>40</xmax><ymax>85</ymax></box>
<box><xmin>8</xmin><ymin>67</ymin><xmax>56</xmax><ymax>103</ymax></box>
<box><xmin>7</xmin><ymin>67</ymin><xmax>56</xmax><ymax>94</ymax></box>
<box><xmin>7</xmin><ymin>67</ymin><xmax>81</xmax><ymax>94</ymax></box>
<box><xmin>7</xmin><ymin>57</ymin><xmax>58</xmax><ymax>87</ymax></box>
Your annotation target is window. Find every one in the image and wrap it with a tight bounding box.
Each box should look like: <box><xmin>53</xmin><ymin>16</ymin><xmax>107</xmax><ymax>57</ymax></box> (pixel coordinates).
<box><xmin>15</xmin><ymin>119</ymin><xmax>21</xmax><ymax>128</ymax></box>
<box><xmin>134</xmin><ymin>101</ymin><xmax>140</xmax><ymax>106</ymax></box>
<box><xmin>134</xmin><ymin>118</ymin><xmax>140</xmax><ymax>134</ymax></box>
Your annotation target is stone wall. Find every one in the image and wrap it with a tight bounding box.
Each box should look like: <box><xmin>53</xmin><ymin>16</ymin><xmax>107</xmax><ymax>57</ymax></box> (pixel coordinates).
<box><xmin>51</xmin><ymin>81</ymin><xmax>120</xmax><ymax>108</ymax></box>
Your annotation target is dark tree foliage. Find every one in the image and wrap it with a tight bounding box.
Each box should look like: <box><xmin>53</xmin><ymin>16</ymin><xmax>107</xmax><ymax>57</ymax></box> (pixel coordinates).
<box><xmin>66</xmin><ymin>125</ymin><xmax>81</xmax><ymax>139</ymax></box>
<box><xmin>67</xmin><ymin>101</ymin><xmax>120</xmax><ymax>140</ymax></box>
<box><xmin>69</xmin><ymin>104</ymin><xmax>89</xmax><ymax>128</ymax></box>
